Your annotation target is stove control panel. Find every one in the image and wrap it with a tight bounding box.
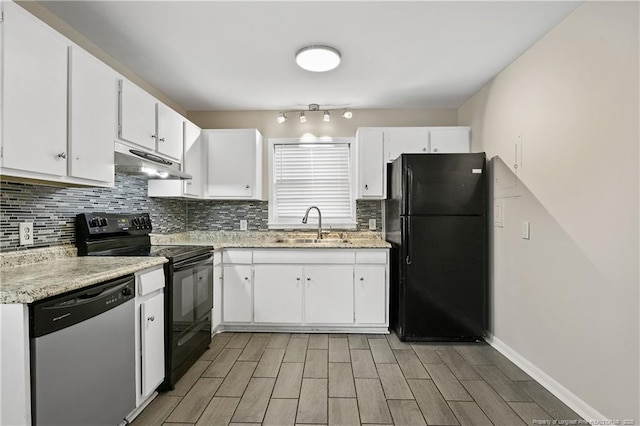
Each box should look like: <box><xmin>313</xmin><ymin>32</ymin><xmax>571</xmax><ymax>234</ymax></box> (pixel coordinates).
<box><xmin>76</xmin><ymin>212</ymin><xmax>152</xmax><ymax>236</ymax></box>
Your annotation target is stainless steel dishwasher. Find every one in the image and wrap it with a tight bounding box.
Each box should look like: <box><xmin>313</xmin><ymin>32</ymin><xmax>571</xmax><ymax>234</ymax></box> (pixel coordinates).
<box><xmin>30</xmin><ymin>275</ymin><xmax>136</xmax><ymax>426</ymax></box>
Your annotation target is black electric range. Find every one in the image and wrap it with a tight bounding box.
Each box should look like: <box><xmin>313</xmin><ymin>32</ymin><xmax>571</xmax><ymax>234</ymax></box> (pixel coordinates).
<box><xmin>76</xmin><ymin>212</ymin><xmax>214</xmax><ymax>391</ymax></box>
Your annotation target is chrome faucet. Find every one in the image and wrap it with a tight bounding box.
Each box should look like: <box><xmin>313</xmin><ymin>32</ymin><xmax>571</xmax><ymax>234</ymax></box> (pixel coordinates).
<box><xmin>302</xmin><ymin>206</ymin><xmax>322</xmax><ymax>239</ymax></box>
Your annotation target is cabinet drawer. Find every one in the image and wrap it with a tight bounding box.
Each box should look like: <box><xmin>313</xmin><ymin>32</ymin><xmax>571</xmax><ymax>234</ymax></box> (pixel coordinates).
<box><xmin>223</xmin><ymin>250</ymin><xmax>253</xmax><ymax>264</ymax></box>
<box><xmin>253</xmin><ymin>249</ymin><xmax>355</xmax><ymax>264</ymax></box>
<box><xmin>355</xmin><ymin>250</ymin><xmax>388</xmax><ymax>264</ymax></box>
<box><xmin>137</xmin><ymin>267</ymin><xmax>165</xmax><ymax>296</ymax></box>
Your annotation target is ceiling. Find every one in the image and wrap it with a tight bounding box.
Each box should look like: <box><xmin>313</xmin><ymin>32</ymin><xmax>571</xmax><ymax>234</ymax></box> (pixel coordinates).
<box><xmin>42</xmin><ymin>1</ymin><xmax>580</xmax><ymax>112</ymax></box>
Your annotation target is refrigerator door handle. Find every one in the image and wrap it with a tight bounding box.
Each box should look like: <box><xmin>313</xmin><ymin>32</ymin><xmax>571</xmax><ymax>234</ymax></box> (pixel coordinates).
<box><xmin>406</xmin><ymin>167</ymin><xmax>413</xmax><ymax>215</ymax></box>
<box><xmin>405</xmin><ymin>216</ymin><xmax>412</xmax><ymax>265</ymax></box>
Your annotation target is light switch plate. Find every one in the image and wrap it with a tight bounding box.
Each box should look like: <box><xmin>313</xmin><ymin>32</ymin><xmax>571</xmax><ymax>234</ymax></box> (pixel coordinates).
<box><xmin>521</xmin><ymin>221</ymin><xmax>530</xmax><ymax>240</ymax></box>
<box><xmin>368</xmin><ymin>219</ymin><xmax>377</xmax><ymax>230</ymax></box>
<box><xmin>494</xmin><ymin>200</ymin><xmax>504</xmax><ymax>228</ymax></box>
<box><xmin>239</xmin><ymin>220</ymin><xmax>248</xmax><ymax>231</ymax></box>
<box><xmin>19</xmin><ymin>222</ymin><xmax>34</xmax><ymax>245</ymax></box>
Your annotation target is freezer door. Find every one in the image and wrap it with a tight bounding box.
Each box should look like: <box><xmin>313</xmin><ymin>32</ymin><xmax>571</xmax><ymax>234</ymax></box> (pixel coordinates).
<box><xmin>399</xmin><ymin>215</ymin><xmax>487</xmax><ymax>340</ymax></box>
<box><xmin>402</xmin><ymin>153</ymin><xmax>486</xmax><ymax>216</ymax></box>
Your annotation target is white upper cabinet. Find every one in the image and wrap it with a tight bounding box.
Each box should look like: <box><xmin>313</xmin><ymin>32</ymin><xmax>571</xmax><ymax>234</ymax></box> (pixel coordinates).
<box><xmin>384</xmin><ymin>127</ymin><xmax>430</xmax><ymax>162</ymax></box>
<box><xmin>156</xmin><ymin>103</ymin><xmax>184</xmax><ymax>160</ymax></box>
<box><xmin>429</xmin><ymin>127</ymin><xmax>470</xmax><ymax>153</ymax></box>
<box><xmin>356</xmin><ymin>128</ymin><xmax>386</xmax><ymax>199</ymax></box>
<box><xmin>147</xmin><ymin>120</ymin><xmax>202</xmax><ymax>198</ymax></box>
<box><xmin>118</xmin><ymin>79</ymin><xmax>158</xmax><ymax>152</ymax></box>
<box><xmin>68</xmin><ymin>45</ymin><xmax>117</xmax><ymax>184</ymax></box>
<box><xmin>2</xmin><ymin>2</ymin><xmax>68</xmax><ymax>177</ymax></box>
<box><xmin>183</xmin><ymin>120</ymin><xmax>203</xmax><ymax>197</ymax></box>
<box><xmin>1</xmin><ymin>3</ymin><xmax>115</xmax><ymax>187</ymax></box>
<box><xmin>355</xmin><ymin>126</ymin><xmax>470</xmax><ymax>200</ymax></box>
<box><xmin>206</xmin><ymin>129</ymin><xmax>264</xmax><ymax>200</ymax></box>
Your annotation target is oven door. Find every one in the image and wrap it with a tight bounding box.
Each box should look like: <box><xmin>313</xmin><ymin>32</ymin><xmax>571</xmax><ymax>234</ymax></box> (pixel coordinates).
<box><xmin>171</xmin><ymin>252</ymin><xmax>214</xmax><ymax>378</ymax></box>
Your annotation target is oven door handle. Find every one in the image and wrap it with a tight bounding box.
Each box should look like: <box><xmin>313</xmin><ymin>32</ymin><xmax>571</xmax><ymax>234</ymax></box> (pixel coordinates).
<box><xmin>173</xmin><ymin>253</ymin><xmax>214</xmax><ymax>271</ymax></box>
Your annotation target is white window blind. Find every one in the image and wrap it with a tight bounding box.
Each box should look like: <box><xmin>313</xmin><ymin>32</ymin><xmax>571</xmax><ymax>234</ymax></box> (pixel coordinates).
<box><xmin>270</xmin><ymin>142</ymin><xmax>355</xmax><ymax>227</ymax></box>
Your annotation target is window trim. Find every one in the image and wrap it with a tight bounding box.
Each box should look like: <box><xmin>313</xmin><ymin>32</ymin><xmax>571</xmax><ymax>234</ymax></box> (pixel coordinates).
<box><xmin>268</xmin><ymin>137</ymin><xmax>357</xmax><ymax>230</ymax></box>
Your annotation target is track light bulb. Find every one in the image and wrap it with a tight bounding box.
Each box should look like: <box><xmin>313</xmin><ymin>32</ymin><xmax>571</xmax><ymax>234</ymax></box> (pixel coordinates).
<box><xmin>342</xmin><ymin>110</ymin><xmax>353</xmax><ymax>119</ymax></box>
<box><xmin>277</xmin><ymin>113</ymin><xmax>287</xmax><ymax>124</ymax></box>
<box><xmin>299</xmin><ymin>112</ymin><xmax>307</xmax><ymax>123</ymax></box>
<box><xmin>323</xmin><ymin>111</ymin><xmax>330</xmax><ymax>122</ymax></box>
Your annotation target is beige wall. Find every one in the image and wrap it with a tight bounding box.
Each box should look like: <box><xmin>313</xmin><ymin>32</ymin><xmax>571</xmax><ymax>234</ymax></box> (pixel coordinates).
<box><xmin>16</xmin><ymin>1</ymin><xmax>186</xmax><ymax>115</ymax></box>
<box><xmin>187</xmin><ymin>109</ymin><xmax>458</xmax><ymax>139</ymax></box>
<box><xmin>458</xmin><ymin>1</ymin><xmax>639</xmax><ymax>420</ymax></box>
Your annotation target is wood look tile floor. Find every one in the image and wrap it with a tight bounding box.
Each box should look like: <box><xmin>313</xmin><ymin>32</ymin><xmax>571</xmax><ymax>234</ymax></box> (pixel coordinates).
<box><xmin>132</xmin><ymin>332</ymin><xmax>582</xmax><ymax>426</ymax></box>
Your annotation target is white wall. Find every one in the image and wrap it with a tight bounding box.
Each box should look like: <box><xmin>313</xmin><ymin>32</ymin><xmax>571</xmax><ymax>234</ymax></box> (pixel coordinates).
<box><xmin>458</xmin><ymin>1</ymin><xmax>639</xmax><ymax>420</ymax></box>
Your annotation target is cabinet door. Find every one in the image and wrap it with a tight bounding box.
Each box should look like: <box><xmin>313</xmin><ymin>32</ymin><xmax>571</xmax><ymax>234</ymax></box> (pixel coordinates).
<box><xmin>156</xmin><ymin>103</ymin><xmax>184</xmax><ymax>161</ymax></box>
<box><xmin>357</xmin><ymin>128</ymin><xmax>385</xmax><ymax>199</ymax></box>
<box><xmin>355</xmin><ymin>266</ymin><xmax>386</xmax><ymax>324</ymax></box>
<box><xmin>429</xmin><ymin>127</ymin><xmax>470</xmax><ymax>153</ymax></box>
<box><xmin>2</xmin><ymin>2</ymin><xmax>68</xmax><ymax>176</ymax></box>
<box><xmin>304</xmin><ymin>265</ymin><xmax>354</xmax><ymax>324</ymax></box>
<box><xmin>183</xmin><ymin>121</ymin><xmax>203</xmax><ymax>197</ymax></box>
<box><xmin>208</xmin><ymin>130</ymin><xmax>257</xmax><ymax>198</ymax></box>
<box><xmin>141</xmin><ymin>293</ymin><xmax>164</xmax><ymax>397</ymax></box>
<box><xmin>384</xmin><ymin>127</ymin><xmax>429</xmax><ymax>162</ymax></box>
<box><xmin>254</xmin><ymin>265</ymin><xmax>303</xmax><ymax>323</ymax></box>
<box><xmin>68</xmin><ymin>46</ymin><xmax>117</xmax><ymax>184</ymax></box>
<box><xmin>222</xmin><ymin>265</ymin><xmax>253</xmax><ymax>323</ymax></box>
<box><xmin>119</xmin><ymin>79</ymin><xmax>157</xmax><ymax>150</ymax></box>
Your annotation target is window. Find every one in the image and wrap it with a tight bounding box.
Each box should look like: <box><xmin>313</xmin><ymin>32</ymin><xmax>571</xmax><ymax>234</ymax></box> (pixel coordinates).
<box><xmin>268</xmin><ymin>138</ymin><xmax>356</xmax><ymax>229</ymax></box>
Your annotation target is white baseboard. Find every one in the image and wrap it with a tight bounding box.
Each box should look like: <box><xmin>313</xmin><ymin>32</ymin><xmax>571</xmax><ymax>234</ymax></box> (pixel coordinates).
<box><xmin>486</xmin><ymin>333</ymin><xmax>608</xmax><ymax>422</ymax></box>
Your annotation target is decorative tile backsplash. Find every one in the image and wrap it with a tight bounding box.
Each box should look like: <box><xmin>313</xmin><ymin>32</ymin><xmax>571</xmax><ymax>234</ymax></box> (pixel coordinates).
<box><xmin>186</xmin><ymin>200</ymin><xmax>382</xmax><ymax>232</ymax></box>
<box><xmin>0</xmin><ymin>174</ymin><xmax>186</xmax><ymax>251</ymax></box>
<box><xmin>1</xmin><ymin>174</ymin><xmax>383</xmax><ymax>252</ymax></box>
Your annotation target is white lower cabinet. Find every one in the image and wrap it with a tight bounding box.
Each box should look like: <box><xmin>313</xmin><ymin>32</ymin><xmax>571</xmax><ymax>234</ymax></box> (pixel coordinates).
<box><xmin>221</xmin><ymin>248</ymin><xmax>389</xmax><ymax>332</ymax></box>
<box><xmin>355</xmin><ymin>265</ymin><xmax>387</xmax><ymax>325</ymax></box>
<box><xmin>133</xmin><ymin>267</ymin><xmax>165</xmax><ymax>413</ymax></box>
<box><xmin>304</xmin><ymin>265</ymin><xmax>354</xmax><ymax>324</ymax></box>
<box><xmin>212</xmin><ymin>252</ymin><xmax>223</xmax><ymax>331</ymax></box>
<box><xmin>222</xmin><ymin>264</ymin><xmax>253</xmax><ymax>323</ymax></box>
<box><xmin>254</xmin><ymin>265</ymin><xmax>303</xmax><ymax>323</ymax></box>
<box><xmin>140</xmin><ymin>293</ymin><xmax>164</xmax><ymax>397</ymax></box>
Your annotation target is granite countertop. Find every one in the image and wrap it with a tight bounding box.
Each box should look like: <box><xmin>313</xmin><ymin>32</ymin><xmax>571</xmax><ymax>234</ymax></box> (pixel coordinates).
<box><xmin>1</xmin><ymin>254</ymin><xmax>167</xmax><ymax>304</ymax></box>
<box><xmin>150</xmin><ymin>231</ymin><xmax>392</xmax><ymax>249</ymax></box>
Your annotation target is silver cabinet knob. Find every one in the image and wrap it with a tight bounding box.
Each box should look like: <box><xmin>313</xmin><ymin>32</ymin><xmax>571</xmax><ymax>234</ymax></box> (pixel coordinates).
<box><xmin>306</xmin><ymin>277</ymin><xmax>311</xmax><ymax>281</ymax></box>
<box><xmin>364</xmin><ymin>184</ymin><xmax>368</xmax><ymax>190</ymax></box>
<box><xmin>57</xmin><ymin>152</ymin><xmax>67</xmax><ymax>159</ymax></box>
<box><xmin>433</xmin><ymin>148</ymin><xmax>438</xmax><ymax>152</ymax></box>
<box><xmin>151</xmin><ymin>134</ymin><xmax>157</xmax><ymax>139</ymax></box>
<box><xmin>296</xmin><ymin>277</ymin><xmax>301</xmax><ymax>281</ymax></box>
<box><xmin>422</xmin><ymin>147</ymin><xmax>427</xmax><ymax>152</ymax></box>
<box><xmin>244</xmin><ymin>277</ymin><xmax>249</xmax><ymax>281</ymax></box>
<box><xmin>159</xmin><ymin>138</ymin><xmax>165</xmax><ymax>142</ymax></box>
<box><xmin>148</xmin><ymin>316</ymin><xmax>155</xmax><ymax>321</ymax></box>
<box><xmin>360</xmin><ymin>277</ymin><xmax>364</xmax><ymax>281</ymax></box>
<box><xmin>245</xmin><ymin>185</ymin><xmax>250</xmax><ymax>189</ymax></box>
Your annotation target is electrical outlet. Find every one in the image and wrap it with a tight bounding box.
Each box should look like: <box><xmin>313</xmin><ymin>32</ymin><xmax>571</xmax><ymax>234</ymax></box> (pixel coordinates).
<box><xmin>368</xmin><ymin>219</ymin><xmax>377</xmax><ymax>230</ymax></box>
<box><xmin>239</xmin><ymin>220</ymin><xmax>248</xmax><ymax>231</ymax></box>
<box><xmin>521</xmin><ymin>221</ymin><xmax>530</xmax><ymax>240</ymax></box>
<box><xmin>19</xmin><ymin>222</ymin><xmax>34</xmax><ymax>246</ymax></box>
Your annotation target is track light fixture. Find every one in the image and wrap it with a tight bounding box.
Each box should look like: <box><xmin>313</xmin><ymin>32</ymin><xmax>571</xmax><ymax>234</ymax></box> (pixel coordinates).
<box><xmin>277</xmin><ymin>104</ymin><xmax>353</xmax><ymax>124</ymax></box>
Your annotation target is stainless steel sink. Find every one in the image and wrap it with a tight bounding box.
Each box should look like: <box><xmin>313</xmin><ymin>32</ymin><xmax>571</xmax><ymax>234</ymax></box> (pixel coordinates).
<box><xmin>276</xmin><ymin>238</ymin><xmax>347</xmax><ymax>244</ymax></box>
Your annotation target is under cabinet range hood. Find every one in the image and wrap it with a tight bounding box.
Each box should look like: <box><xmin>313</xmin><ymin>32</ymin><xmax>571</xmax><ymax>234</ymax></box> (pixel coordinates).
<box><xmin>114</xmin><ymin>142</ymin><xmax>191</xmax><ymax>180</ymax></box>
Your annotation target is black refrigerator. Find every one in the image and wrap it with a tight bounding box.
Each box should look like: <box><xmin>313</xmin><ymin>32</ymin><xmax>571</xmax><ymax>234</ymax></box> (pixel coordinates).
<box><xmin>385</xmin><ymin>153</ymin><xmax>487</xmax><ymax>341</ymax></box>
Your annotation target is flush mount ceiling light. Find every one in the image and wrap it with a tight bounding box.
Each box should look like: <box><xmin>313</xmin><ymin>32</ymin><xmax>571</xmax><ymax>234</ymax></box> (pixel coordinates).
<box><xmin>277</xmin><ymin>104</ymin><xmax>353</xmax><ymax>124</ymax></box>
<box><xmin>295</xmin><ymin>45</ymin><xmax>341</xmax><ymax>72</ymax></box>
